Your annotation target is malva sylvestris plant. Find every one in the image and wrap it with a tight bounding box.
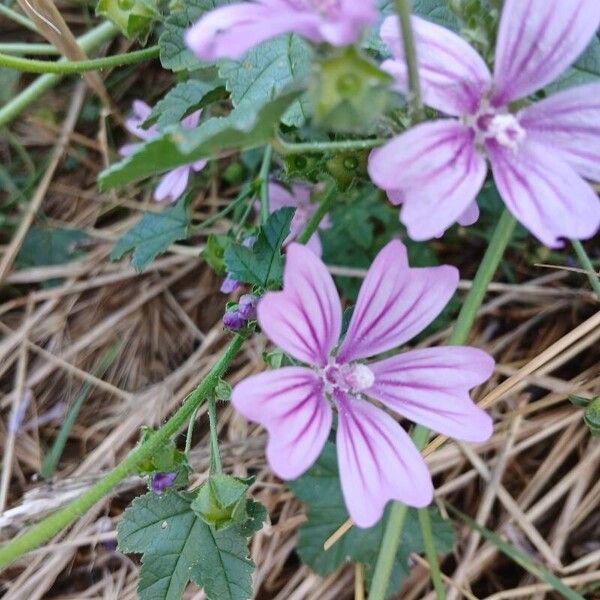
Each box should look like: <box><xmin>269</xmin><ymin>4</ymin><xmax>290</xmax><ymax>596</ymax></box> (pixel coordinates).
<box><xmin>2</xmin><ymin>0</ymin><xmax>600</xmax><ymax>598</ymax></box>
<box><xmin>369</xmin><ymin>0</ymin><xmax>600</xmax><ymax>247</ymax></box>
<box><xmin>232</xmin><ymin>241</ymin><xmax>494</xmax><ymax>527</ymax></box>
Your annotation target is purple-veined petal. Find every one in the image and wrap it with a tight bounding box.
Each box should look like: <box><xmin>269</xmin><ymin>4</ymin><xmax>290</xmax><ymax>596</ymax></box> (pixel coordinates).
<box><xmin>337</xmin><ymin>240</ymin><xmax>458</xmax><ymax>363</ymax></box>
<box><xmin>457</xmin><ymin>201</ymin><xmax>480</xmax><ymax>227</ymax></box>
<box><xmin>380</xmin><ymin>16</ymin><xmax>490</xmax><ymax>116</ymax></box>
<box><xmin>488</xmin><ymin>139</ymin><xmax>600</xmax><ymax>247</ymax></box>
<box><xmin>192</xmin><ymin>158</ymin><xmax>208</xmax><ymax>172</ymax></box>
<box><xmin>119</xmin><ymin>142</ymin><xmax>143</xmax><ymax>157</ymax></box>
<box><xmin>368</xmin><ymin>347</ymin><xmax>494</xmax><ymax>443</ymax></box>
<box><xmin>335</xmin><ymin>391</ymin><xmax>433</xmax><ymax>528</ymax></box>
<box><xmin>519</xmin><ymin>84</ymin><xmax>600</xmax><ymax>181</ymax></box>
<box><xmin>124</xmin><ymin>100</ymin><xmax>158</xmax><ymax>140</ymax></box>
<box><xmin>492</xmin><ymin>0</ymin><xmax>600</xmax><ymax>106</ymax></box>
<box><xmin>268</xmin><ymin>182</ymin><xmax>310</xmax><ymax>211</ymax></box>
<box><xmin>154</xmin><ymin>166</ymin><xmax>191</xmax><ymax>203</ymax></box>
<box><xmin>181</xmin><ymin>110</ymin><xmax>202</xmax><ymax>130</ymax></box>
<box><xmin>258</xmin><ymin>243</ymin><xmax>342</xmax><ymax>367</ymax></box>
<box><xmin>368</xmin><ymin>120</ymin><xmax>487</xmax><ymax>240</ymax></box>
<box><xmin>232</xmin><ymin>367</ymin><xmax>331</xmax><ymax>480</ymax></box>
<box><xmin>304</xmin><ymin>232</ymin><xmax>322</xmax><ymax>256</ymax></box>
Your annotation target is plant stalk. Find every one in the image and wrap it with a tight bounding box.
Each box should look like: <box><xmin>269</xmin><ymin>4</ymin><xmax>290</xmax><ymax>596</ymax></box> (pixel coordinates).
<box><xmin>0</xmin><ymin>21</ymin><xmax>118</xmax><ymax>128</ymax></box>
<box><xmin>273</xmin><ymin>135</ymin><xmax>384</xmax><ymax>156</ymax></box>
<box><xmin>0</xmin><ymin>45</ymin><xmax>159</xmax><ymax>74</ymax></box>
<box><xmin>571</xmin><ymin>240</ymin><xmax>600</xmax><ymax>301</ymax></box>
<box><xmin>296</xmin><ymin>186</ymin><xmax>336</xmax><ymax>244</ymax></box>
<box><xmin>259</xmin><ymin>145</ymin><xmax>273</xmax><ymax>224</ymax></box>
<box><xmin>418</xmin><ymin>507</ymin><xmax>446</xmax><ymax>599</ymax></box>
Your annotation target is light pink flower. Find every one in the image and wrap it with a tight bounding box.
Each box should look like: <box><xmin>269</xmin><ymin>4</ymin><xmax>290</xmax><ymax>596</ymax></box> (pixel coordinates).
<box><xmin>185</xmin><ymin>0</ymin><xmax>377</xmax><ymax>61</ymax></box>
<box><xmin>120</xmin><ymin>100</ymin><xmax>208</xmax><ymax>203</ymax></box>
<box><xmin>232</xmin><ymin>241</ymin><xmax>494</xmax><ymax>527</ymax></box>
<box><xmin>269</xmin><ymin>182</ymin><xmax>331</xmax><ymax>256</ymax></box>
<box><xmin>369</xmin><ymin>0</ymin><xmax>600</xmax><ymax>247</ymax></box>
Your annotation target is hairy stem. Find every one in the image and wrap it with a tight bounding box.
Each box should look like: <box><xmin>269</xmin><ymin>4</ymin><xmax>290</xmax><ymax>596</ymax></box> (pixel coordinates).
<box><xmin>369</xmin><ymin>210</ymin><xmax>516</xmax><ymax>599</ymax></box>
<box><xmin>0</xmin><ymin>45</ymin><xmax>159</xmax><ymax>74</ymax></box>
<box><xmin>259</xmin><ymin>145</ymin><xmax>273</xmax><ymax>224</ymax></box>
<box><xmin>272</xmin><ymin>135</ymin><xmax>384</xmax><ymax>156</ymax></box>
<box><xmin>0</xmin><ymin>21</ymin><xmax>118</xmax><ymax>128</ymax></box>
<box><xmin>0</xmin><ymin>334</ymin><xmax>245</xmax><ymax>570</ymax></box>
<box><xmin>393</xmin><ymin>0</ymin><xmax>424</xmax><ymax>121</ymax></box>
<box><xmin>296</xmin><ymin>186</ymin><xmax>336</xmax><ymax>245</ymax></box>
<box><xmin>418</xmin><ymin>507</ymin><xmax>447</xmax><ymax>599</ymax></box>
<box><xmin>571</xmin><ymin>240</ymin><xmax>600</xmax><ymax>301</ymax></box>
<box><xmin>0</xmin><ymin>43</ymin><xmax>59</xmax><ymax>56</ymax></box>
<box><xmin>208</xmin><ymin>397</ymin><xmax>223</xmax><ymax>474</ymax></box>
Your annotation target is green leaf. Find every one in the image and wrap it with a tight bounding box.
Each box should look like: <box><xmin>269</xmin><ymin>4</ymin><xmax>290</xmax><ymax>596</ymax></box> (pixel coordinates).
<box><xmin>219</xmin><ymin>34</ymin><xmax>313</xmax><ymax>127</ymax></box>
<box><xmin>224</xmin><ymin>207</ymin><xmax>294</xmax><ymax>288</ymax></box>
<box><xmin>110</xmin><ymin>200</ymin><xmax>191</xmax><ymax>271</ymax></box>
<box><xmin>99</xmin><ymin>88</ymin><xmax>301</xmax><ymax>190</ymax></box>
<box><xmin>145</xmin><ymin>79</ymin><xmax>226</xmax><ymax>130</ymax></box>
<box><xmin>159</xmin><ymin>0</ymin><xmax>234</xmax><ymax>72</ymax></box>
<box><xmin>548</xmin><ymin>35</ymin><xmax>600</xmax><ymax>92</ymax></box>
<box><xmin>288</xmin><ymin>443</ymin><xmax>455</xmax><ymax>597</ymax></box>
<box><xmin>16</xmin><ymin>226</ymin><xmax>88</xmax><ymax>269</ymax></box>
<box><xmin>96</xmin><ymin>0</ymin><xmax>157</xmax><ymax>43</ymax></box>
<box><xmin>118</xmin><ymin>490</ymin><xmax>266</xmax><ymax>600</ymax></box>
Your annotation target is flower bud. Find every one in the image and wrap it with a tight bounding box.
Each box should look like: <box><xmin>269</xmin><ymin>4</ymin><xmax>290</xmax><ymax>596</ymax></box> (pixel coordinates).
<box><xmin>191</xmin><ymin>474</ymin><xmax>249</xmax><ymax>530</ymax></box>
<box><xmin>238</xmin><ymin>294</ymin><xmax>258</xmax><ymax>320</ymax></box>
<box><xmin>151</xmin><ymin>472</ymin><xmax>177</xmax><ymax>494</ymax></box>
<box><xmin>584</xmin><ymin>396</ymin><xmax>600</xmax><ymax>437</ymax></box>
<box><xmin>223</xmin><ymin>309</ymin><xmax>246</xmax><ymax>331</ymax></box>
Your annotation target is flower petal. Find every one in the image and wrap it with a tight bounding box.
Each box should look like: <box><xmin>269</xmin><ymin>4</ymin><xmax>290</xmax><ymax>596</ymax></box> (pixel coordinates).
<box><xmin>192</xmin><ymin>158</ymin><xmax>208</xmax><ymax>172</ymax></box>
<box><xmin>232</xmin><ymin>367</ymin><xmax>331</xmax><ymax>480</ymax></box>
<box><xmin>519</xmin><ymin>84</ymin><xmax>600</xmax><ymax>181</ymax></box>
<box><xmin>257</xmin><ymin>243</ymin><xmax>342</xmax><ymax>367</ymax></box>
<box><xmin>492</xmin><ymin>0</ymin><xmax>600</xmax><ymax>106</ymax></box>
<box><xmin>335</xmin><ymin>391</ymin><xmax>433</xmax><ymax>528</ymax></box>
<box><xmin>368</xmin><ymin>120</ymin><xmax>487</xmax><ymax>240</ymax></box>
<box><xmin>369</xmin><ymin>347</ymin><xmax>494</xmax><ymax>443</ymax></box>
<box><xmin>457</xmin><ymin>201</ymin><xmax>480</xmax><ymax>227</ymax></box>
<box><xmin>153</xmin><ymin>166</ymin><xmax>190</xmax><ymax>203</ymax></box>
<box><xmin>305</xmin><ymin>232</ymin><xmax>322</xmax><ymax>256</ymax></box>
<box><xmin>488</xmin><ymin>139</ymin><xmax>600</xmax><ymax>247</ymax></box>
<box><xmin>380</xmin><ymin>16</ymin><xmax>491</xmax><ymax>115</ymax></box>
<box><xmin>337</xmin><ymin>240</ymin><xmax>458</xmax><ymax>363</ymax></box>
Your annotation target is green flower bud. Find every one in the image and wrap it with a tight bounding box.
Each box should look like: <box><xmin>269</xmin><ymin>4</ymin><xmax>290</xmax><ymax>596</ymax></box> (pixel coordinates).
<box><xmin>191</xmin><ymin>474</ymin><xmax>251</xmax><ymax>530</ymax></box>
<box><xmin>311</xmin><ymin>47</ymin><xmax>392</xmax><ymax>134</ymax></box>
<box><xmin>96</xmin><ymin>0</ymin><xmax>157</xmax><ymax>43</ymax></box>
<box><xmin>326</xmin><ymin>151</ymin><xmax>368</xmax><ymax>190</ymax></box>
<box><xmin>584</xmin><ymin>397</ymin><xmax>600</xmax><ymax>437</ymax></box>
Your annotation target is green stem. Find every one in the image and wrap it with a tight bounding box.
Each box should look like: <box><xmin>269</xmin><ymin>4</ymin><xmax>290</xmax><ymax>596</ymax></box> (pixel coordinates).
<box><xmin>0</xmin><ymin>4</ymin><xmax>37</xmax><ymax>31</ymax></box>
<box><xmin>0</xmin><ymin>43</ymin><xmax>59</xmax><ymax>56</ymax></box>
<box><xmin>191</xmin><ymin>184</ymin><xmax>253</xmax><ymax>232</ymax></box>
<box><xmin>296</xmin><ymin>186</ymin><xmax>336</xmax><ymax>244</ymax></box>
<box><xmin>571</xmin><ymin>240</ymin><xmax>600</xmax><ymax>301</ymax></box>
<box><xmin>418</xmin><ymin>508</ymin><xmax>446</xmax><ymax>599</ymax></box>
<box><xmin>272</xmin><ymin>135</ymin><xmax>384</xmax><ymax>156</ymax></box>
<box><xmin>185</xmin><ymin>404</ymin><xmax>202</xmax><ymax>456</ymax></box>
<box><xmin>208</xmin><ymin>397</ymin><xmax>223</xmax><ymax>474</ymax></box>
<box><xmin>258</xmin><ymin>145</ymin><xmax>273</xmax><ymax>224</ymax></box>
<box><xmin>0</xmin><ymin>45</ymin><xmax>159</xmax><ymax>74</ymax></box>
<box><xmin>369</xmin><ymin>209</ymin><xmax>516</xmax><ymax>600</ymax></box>
<box><xmin>0</xmin><ymin>21</ymin><xmax>119</xmax><ymax>128</ymax></box>
<box><xmin>393</xmin><ymin>0</ymin><xmax>424</xmax><ymax>122</ymax></box>
<box><xmin>0</xmin><ymin>334</ymin><xmax>245</xmax><ymax>570</ymax></box>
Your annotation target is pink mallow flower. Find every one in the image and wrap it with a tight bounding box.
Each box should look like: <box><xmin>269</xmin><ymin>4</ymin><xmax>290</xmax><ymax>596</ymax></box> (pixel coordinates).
<box><xmin>120</xmin><ymin>100</ymin><xmax>208</xmax><ymax>203</ymax></box>
<box><xmin>368</xmin><ymin>0</ymin><xmax>600</xmax><ymax>247</ymax></box>
<box><xmin>269</xmin><ymin>182</ymin><xmax>331</xmax><ymax>256</ymax></box>
<box><xmin>185</xmin><ymin>0</ymin><xmax>377</xmax><ymax>61</ymax></box>
<box><xmin>232</xmin><ymin>241</ymin><xmax>494</xmax><ymax>527</ymax></box>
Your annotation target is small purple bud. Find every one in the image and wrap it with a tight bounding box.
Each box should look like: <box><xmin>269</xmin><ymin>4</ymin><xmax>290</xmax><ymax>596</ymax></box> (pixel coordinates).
<box><xmin>242</xmin><ymin>236</ymin><xmax>256</xmax><ymax>248</ymax></box>
<box><xmin>220</xmin><ymin>274</ymin><xmax>241</xmax><ymax>294</ymax></box>
<box><xmin>151</xmin><ymin>472</ymin><xmax>177</xmax><ymax>494</ymax></box>
<box><xmin>9</xmin><ymin>390</ymin><xmax>32</xmax><ymax>434</ymax></box>
<box><xmin>238</xmin><ymin>294</ymin><xmax>258</xmax><ymax>320</ymax></box>
<box><xmin>223</xmin><ymin>310</ymin><xmax>246</xmax><ymax>331</ymax></box>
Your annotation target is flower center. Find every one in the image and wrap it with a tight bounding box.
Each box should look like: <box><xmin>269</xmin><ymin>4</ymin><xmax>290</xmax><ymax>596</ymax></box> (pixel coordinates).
<box><xmin>466</xmin><ymin>100</ymin><xmax>526</xmax><ymax>153</ymax></box>
<box><xmin>323</xmin><ymin>362</ymin><xmax>375</xmax><ymax>394</ymax></box>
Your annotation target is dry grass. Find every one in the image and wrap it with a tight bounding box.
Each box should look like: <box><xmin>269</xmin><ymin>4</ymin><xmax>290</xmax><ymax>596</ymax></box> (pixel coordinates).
<box><xmin>1</xmin><ymin>11</ymin><xmax>599</xmax><ymax>600</ymax></box>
